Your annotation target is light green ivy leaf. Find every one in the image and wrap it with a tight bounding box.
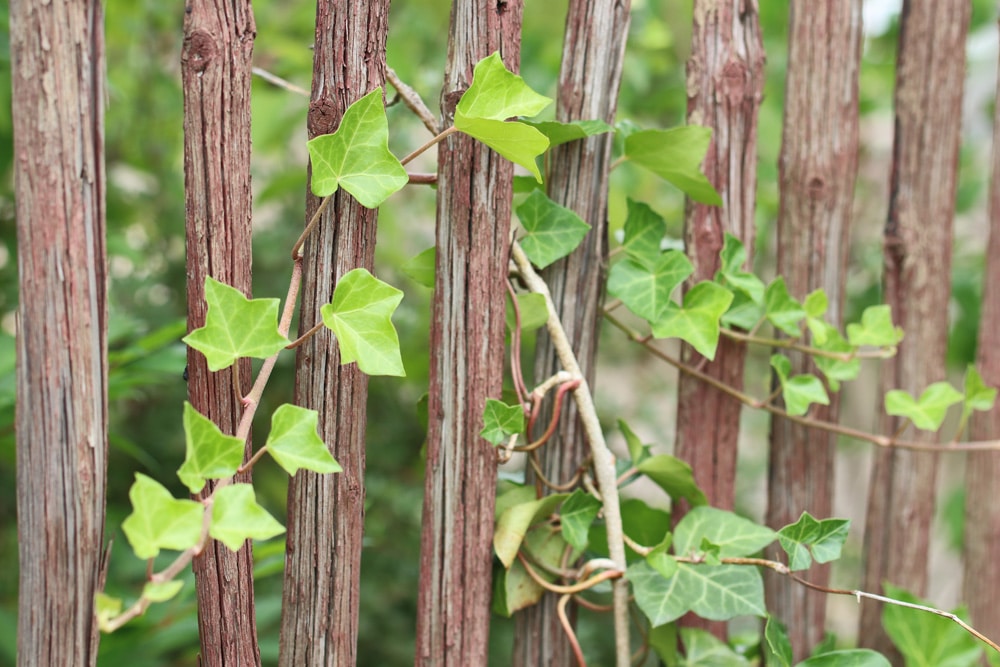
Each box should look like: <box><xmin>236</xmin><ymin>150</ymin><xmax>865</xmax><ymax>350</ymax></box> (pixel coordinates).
<box><xmin>121</xmin><ymin>473</ymin><xmax>204</xmax><ymax>560</ymax></box>
<box><xmin>209</xmin><ymin>483</ymin><xmax>285</xmax><ymax>552</ymax></box>
<box><xmin>521</xmin><ymin>118</ymin><xmax>612</xmax><ymax>147</ymax></box>
<box><xmin>559</xmin><ymin>489</ymin><xmax>602</xmax><ymax>550</ymax></box>
<box><xmin>480</xmin><ymin>399</ymin><xmax>525</xmax><ymax>446</ymax></box>
<box><xmin>636</xmin><ymin>454</ymin><xmax>707</xmax><ymax>507</ymax></box>
<box><xmin>809</xmin><ymin>320</ymin><xmax>861</xmax><ymax>391</ymax></box>
<box><xmin>177</xmin><ymin>402</ymin><xmax>245</xmax><ymax>494</ymax></box>
<box><xmin>776</xmin><ymin>511</ymin><xmax>850</xmax><ymax>571</ymax></box>
<box><xmin>885</xmin><ymin>382</ymin><xmax>963</xmax><ymax>431</ymax></box>
<box><xmin>506</xmin><ymin>292</ymin><xmax>548</xmax><ymax>333</ymax></box>
<box><xmin>652</xmin><ymin>281</ymin><xmax>733</xmax><ymax>360</ymax></box>
<box><xmin>764</xmin><ymin>277</ymin><xmax>807</xmax><ymax>336</ymax></box>
<box><xmin>771</xmin><ymin>354</ymin><xmax>830</xmax><ymax>417</ymax></box>
<box><xmin>846</xmin><ymin>305</ymin><xmax>904</xmax><ymax>347</ymax></box>
<box><xmin>624</xmin><ymin>126</ymin><xmax>723</xmax><ymax>205</ymax></box>
<box><xmin>882</xmin><ymin>584</ymin><xmax>982</xmax><ymax>667</ymax></box>
<box><xmin>96</xmin><ymin>593</ymin><xmax>123</xmax><ymax>632</ymax></box>
<box><xmin>307</xmin><ymin>87</ymin><xmax>407</xmax><ymax>208</ymax></box>
<box><xmin>142</xmin><ymin>580</ymin><xmax>185</xmax><ymax>603</ymax></box>
<box><xmin>607</xmin><ymin>250</ymin><xmax>693</xmax><ymax>324</ymax></box>
<box><xmin>402</xmin><ymin>247</ymin><xmax>436</xmax><ymax>288</ymax></box>
<box><xmin>321</xmin><ymin>268</ymin><xmax>405</xmax><ymax>377</ymax></box>
<box><xmin>265</xmin><ymin>404</ymin><xmax>341</xmax><ymax>476</ymax></box>
<box><xmin>621</xmin><ymin>199</ymin><xmax>667</xmax><ymax>268</ymax></box>
<box><xmin>182</xmin><ymin>277</ymin><xmax>288</xmax><ymax>372</ymax></box>
<box><xmin>680</xmin><ymin>628</ymin><xmax>751</xmax><ymax>666</ymax></box>
<box><xmin>455</xmin><ymin>52</ymin><xmax>553</xmax><ymax>182</ymax></box>
<box><xmin>619</xmin><ymin>419</ymin><xmax>651</xmax><ymax>466</ymax></box>
<box><xmin>961</xmin><ymin>365</ymin><xmax>997</xmax><ymax>424</ymax></box>
<box><xmin>716</xmin><ymin>233</ymin><xmax>765</xmax><ymax>304</ymax></box>
<box><xmin>516</xmin><ymin>190</ymin><xmax>591</xmax><ymax>269</ymax></box>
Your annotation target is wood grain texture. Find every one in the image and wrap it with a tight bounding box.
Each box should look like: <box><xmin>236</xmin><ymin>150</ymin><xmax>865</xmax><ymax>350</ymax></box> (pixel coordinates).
<box><xmin>278</xmin><ymin>2</ymin><xmax>389</xmax><ymax>665</ymax></box>
<box><xmin>181</xmin><ymin>1</ymin><xmax>260</xmax><ymax>665</ymax></box>
<box><xmin>415</xmin><ymin>2</ymin><xmax>522</xmax><ymax>664</ymax></box>
<box><xmin>513</xmin><ymin>1</ymin><xmax>630</xmax><ymax>664</ymax></box>
<box><xmin>859</xmin><ymin>0</ymin><xmax>970</xmax><ymax>657</ymax></box>
<box><xmin>675</xmin><ymin>0</ymin><xmax>764</xmax><ymax>639</ymax></box>
<box><xmin>764</xmin><ymin>2</ymin><xmax>862</xmax><ymax>659</ymax></box>
<box><xmin>963</xmin><ymin>17</ymin><xmax>1000</xmax><ymax>651</ymax></box>
<box><xmin>12</xmin><ymin>0</ymin><xmax>108</xmax><ymax>664</ymax></box>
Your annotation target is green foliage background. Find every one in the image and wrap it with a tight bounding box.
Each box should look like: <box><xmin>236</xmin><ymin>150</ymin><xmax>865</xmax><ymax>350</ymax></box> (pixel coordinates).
<box><xmin>1</xmin><ymin>0</ymin><xmax>998</xmax><ymax>664</ymax></box>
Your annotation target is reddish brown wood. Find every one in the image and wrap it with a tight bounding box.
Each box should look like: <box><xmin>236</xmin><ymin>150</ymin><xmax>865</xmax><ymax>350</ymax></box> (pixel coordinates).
<box><xmin>675</xmin><ymin>0</ymin><xmax>764</xmax><ymax>640</ymax></box>
<box><xmin>415</xmin><ymin>2</ymin><xmax>523</xmax><ymax>664</ymax></box>
<box><xmin>181</xmin><ymin>1</ymin><xmax>260</xmax><ymax>665</ymax></box>
<box><xmin>513</xmin><ymin>1</ymin><xmax>630</xmax><ymax>664</ymax></box>
<box><xmin>765</xmin><ymin>1</ymin><xmax>862</xmax><ymax>659</ymax></box>
<box><xmin>12</xmin><ymin>0</ymin><xmax>108</xmax><ymax>664</ymax></box>
<box><xmin>278</xmin><ymin>2</ymin><xmax>389</xmax><ymax>665</ymax></box>
<box><xmin>963</xmin><ymin>17</ymin><xmax>1000</xmax><ymax>655</ymax></box>
<box><xmin>859</xmin><ymin>0</ymin><xmax>969</xmax><ymax>657</ymax></box>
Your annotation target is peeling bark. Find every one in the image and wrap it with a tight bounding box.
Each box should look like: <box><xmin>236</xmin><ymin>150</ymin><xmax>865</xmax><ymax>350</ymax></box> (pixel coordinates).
<box><xmin>512</xmin><ymin>1</ymin><xmax>630</xmax><ymax>664</ymax></box>
<box><xmin>765</xmin><ymin>1</ymin><xmax>862</xmax><ymax>660</ymax></box>
<box><xmin>181</xmin><ymin>1</ymin><xmax>260</xmax><ymax>664</ymax></box>
<box><xmin>860</xmin><ymin>0</ymin><xmax>969</xmax><ymax>657</ymax></box>
<box><xmin>278</xmin><ymin>2</ymin><xmax>390</xmax><ymax>665</ymax></box>
<box><xmin>676</xmin><ymin>0</ymin><xmax>764</xmax><ymax>640</ymax></box>
<box><xmin>12</xmin><ymin>0</ymin><xmax>108</xmax><ymax>664</ymax></box>
<box><xmin>415</xmin><ymin>2</ymin><xmax>523</xmax><ymax>664</ymax></box>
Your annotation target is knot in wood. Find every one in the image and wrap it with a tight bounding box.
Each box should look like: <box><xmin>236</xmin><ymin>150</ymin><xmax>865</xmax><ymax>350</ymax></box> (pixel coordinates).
<box><xmin>496</xmin><ymin>0</ymin><xmax>508</xmax><ymax>14</ymax></box>
<box><xmin>807</xmin><ymin>176</ymin><xmax>827</xmax><ymax>200</ymax></box>
<box><xmin>308</xmin><ymin>98</ymin><xmax>341</xmax><ymax>137</ymax></box>
<box><xmin>719</xmin><ymin>60</ymin><xmax>747</xmax><ymax>105</ymax></box>
<box><xmin>183</xmin><ymin>30</ymin><xmax>218</xmax><ymax>73</ymax></box>
<box><xmin>442</xmin><ymin>88</ymin><xmax>466</xmax><ymax>118</ymax></box>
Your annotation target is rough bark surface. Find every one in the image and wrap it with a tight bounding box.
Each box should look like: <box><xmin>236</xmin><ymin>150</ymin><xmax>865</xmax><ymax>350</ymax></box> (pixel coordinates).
<box><xmin>859</xmin><ymin>0</ymin><xmax>969</xmax><ymax>657</ymax></box>
<box><xmin>676</xmin><ymin>0</ymin><xmax>764</xmax><ymax>639</ymax></box>
<box><xmin>181</xmin><ymin>2</ymin><xmax>260</xmax><ymax>665</ymax></box>
<box><xmin>278</xmin><ymin>3</ymin><xmax>389</xmax><ymax>666</ymax></box>
<box><xmin>12</xmin><ymin>1</ymin><xmax>108</xmax><ymax>665</ymax></box>
<box><xmin>964</xmin><ymin>21</ymin><xmax>1000</xmax><ymax>652</ymax></box>
<box><xmin>512</xmin><ymin>1</ymin><xmax>630</xmax><ymax>664</ymax></box>
<box><xmin>415</xmin><ymin>2</ymin><xmax>522</xmax><ymax>664</ymax></box>
<box><xmin>764</xmin><ymin>2</ymin><xmax>862</xmax><ymax>660</ymax></box>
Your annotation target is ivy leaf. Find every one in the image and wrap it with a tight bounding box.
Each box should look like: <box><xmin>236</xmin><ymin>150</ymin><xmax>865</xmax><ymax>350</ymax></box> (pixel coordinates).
<box><xmin>142</xmin><ymin>580</ymin><xmax>185</xmax><ymax>603</ymax></box>
<box><xmin>306</xmin><ymin>87</ymin><xmax>407</xmax><ymax>208</ymax></box>
<box><xmin>559</xmin><ymin>489</ymin><xmax>602</xmax><ymax>550</ymax></box>
<box><xmin>589</xmin><ymin>498</ymin><xmax>671</xmax><ymax>562</ymax></box>
<box><xmin>764</xmin><ymin>277</ymin><xmax>807</xmax><ymax>336</ymax></box>
<box><xmin>182</xmin><ymin>277</ymin><xmax>288</xmax><ymax>372</ymax></box>
<box><xmin>846</xmin><ymin>305</ymin><xmax>904</xmax><ymax>347</ymax></box>
<box><xmin>885</xmin><ymin>382</ymin><xmax>963</xmax><ymax>431</ymax></box>
<box><xmin>716</xmin><ymin>233</ymin><xmax>765</xmax><ymax>304</ymax></box>
<box><xmin>619</xmin><ymin>419</ymin><xmax>651</xmax><ymax>466</ymax></box>
<box><xmin>722</xmin><ymin>290</ymin><xmax>766</xmax><ymax>330</ymax></box>
<box><xmin>648</xmin><ymin>624</ymin><xmax>679</xmax><ymax>667</ymax></box>
<box><xmin>265</xmin><ymin>404</ymin><xmax>341</xmax><ymax>476</ymax></box>
<box><xmin>177</xmin><ymin>402</ymin><xmax>245</xmax><ymax>494</ymax></box>
<box><xmin>645</xmin><ymin>532</ymin><xmax>677</xmax><ymax>579</ymax></box>
<box><xmin>494</xmin><ymin>494</ymin><xmax>568</xmax><ymax>567</ymax></box>
<box><xmin>95</xmin><ymin>593</ymin><xmax>123</xmax><ymax>632</ymax></box>
<box><xmin>961</xmin><ymin>365</ymin><xmax>997</xmax><ymax>424</ymax></box>
<box><xmin>627</xmin><ymin>560</ymin><xmax>766</xmax><ymax>627</ymax></box>
<box><xmin>776</xmin><ymin>512</ymin><xmax>850</xmax><ymax>571</ymax></box>
<box><xmin>321</xmin><ymin>268</ymin><xmax>405</xmax><ymax>377</ymax></box>
<box><xmin>516</xmin><ymin>190</ymin><xmax>591</xmax><ymax>269</ymax></box>
<box><xmin>799</xmin><ymin>651</ymin><xmax>891</xmax><ymax>667</ymax></box>
<box><xmin>522</xmin><ymin>118</ymin><xmax>612</xmax><ymax>147</ymax></box>
<box><xmin>454</xmin><ymin>52</ymin><xmax>552</xmax><ymax>182</ymax></box>
<box><xmin>607</xmin><ymin>250</ymin><xmax>693</xmax><ymax>323</ymax></box>
<box><xmin>771</xmin><ymin>354</ymin><xmax>830</xmax><ymax>417</ymax></box>
<box><xmin>624</xmin><ymin>126</ymin><xmax>723</xmax><ymax>205</ymax></box>
<box><xmin>809</xmin><ymin>321</ymin><xmax>861</xmax><ymax>391</ymax></box>
<box><xmin>680</xmin><ymin>628</ymin><xmax>751</xmax><ymax>666</ymax></box>
<box><xmin>209</xmin><ymin>484</ymin><xmax>286</xmax><ymax>552</ymax></box>
<box><xmin>764</xmin><ymin>616</ymin><xmax>793</xmax><ymax>667</ymax></box>
<box><xmin>651</xmin><ymin>281</ymin><xmax>733</xmax><ymax>360</ymax></box>
<box><xmin>621</xmin><ymin>199</ymin><xmax>667</xmax><ymax>268</ymax></box>
<box><xmin>882</xmin><ymin>584</ymin><xmax>982</xmax><ymax>667</ymax></box>
<box><xmin>121</xmin><ymin>473</ymin><xmax>204</xmax><ymax>560</ymax></box>
<box><xmin>636</xmin><ymin>454</ymin><xmax>707</xmax><ymax>507</ymax></box>
<box><xmin>674</xmin><ymin>506</ymin><xmax>776</xmax><ymax>558</ymax></box>
<box><xmin>506</xmin><ymin>292</ymin><xmax>548</xmax><ymax>333</ymax></box>
<box><xmin>803</xmin><ymin>290</ymin><xmax>828</xmax><ymax>319</ymax></box>
<box><xmin>402</xmin><ymin>247</ymin><xmax>436</xmax><ymax>288</ymax></box>
<box><xmin>494</xmin><ymin>523</ymin><xmax>568</xmax><ymax>616</ymax></box>
<box><xmin>480</xmin><ymin>399</ymin><xmax>525</xmax><ymax>446</ymax></box>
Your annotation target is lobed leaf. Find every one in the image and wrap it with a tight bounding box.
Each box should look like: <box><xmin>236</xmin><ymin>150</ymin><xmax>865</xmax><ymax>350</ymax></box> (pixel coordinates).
<box><xmin>636</xmin><ymin>454</ymin><xmax>707</xmax><ymax>507</ymax></box>
<box><xmin>307</xmin><ymin>87</ymin><xmax>407</xmax><ymax>207</ymax></box>
<box><xmin>809</xmin><ymin>321</ymin><xmax>861</xmax><ymax>391</ymax></box>
<box><xmin>621</xmin><ymin>199</ymin><xmax>667</xmax><ymax>268</ymax></box>
<box><xmin>764</xmin><ymin>277</ymin><xmax>807</xmax><ymax>336</ymax></box>
<box><xmin>516</xmin><ymin>190</ymin><xmax>591</xmax><ymax>269</ymax></box>
<box><xmin>652</xmin><ymin>281</ymin><xmax>733</xmax><ymax>360</ymax></box>
<box><xmin>321</xmin><ymin>268</ymin><xmax>405</xmax><ymax>377</ymax></box>
<box><xmin>182</xmin><ymin>277</ymin><xmax>288</xmax><ymax>372</ymax></box>
<box><xmin>716</xmin><ymin>233</ymin><xmax>765</xmax><ymax>304</ymax></box>
<box><xmin>265</xmin><ymin>404</ymin><xmax>341</xmax><ymax>476</ymax></box>
<box><xmin>776</xmin><ymin>511</ymin><xmax>850</xmax><ymax>571</ymax></box>
<box><xmin>480</xmin><ymin>399</ymin><xmax>525</xmax><ymax>446</ymax></box>
<box><xmin>674</xmin><ymin>506</ymin><xmax>776</xmax><ymax>558</ymax></box>
<box><xmin>607</xmin><ymin>250</ymin><xmax>692</xmax><ymax>324</ymax></box>
<box><xmin>961</xmin><ymin>365</ymin><xmax>997</xmax><ymax>423</ymax></box>
<box><xmin>121</xmin><ymin>473</ymin><xmax>204</xmax><ymax>560</ymax></box>
<box><xmin>846</xmin><ymin>305</ymin><xmax>903</xmax><ymax>347</ymax></box>
<box><xmin>177</xmin><ymin>401</ymin><xmax>245</xmax><ymax>494</ymax></box>
<box><xmin>209</xmin><ymin>484</ymin><xmax>285</xmax><ymax>552</ymax></box>
<box><xmin>559</xmin><ymin>489</ymin><xmax>602</xmax><ymax>550</ymax></box>
<box><xmin>765</xmin><ymin>616</ymin><xmax>793</xmax><ymax>667</ymax></box>
<box><xmin>882</xmin><ymin>584</ymin><xmax>981</xmax><ymax>667</ymax></box>
<box><xmin>771</xmin><ymin>354</ymin><xmax>830</xmax><ymax>417</ymax></box>
<box><xmin>624</xmin><ymin>126</ymin><xmax>723</xmax><ymax>205</ymax></box>
<box><xmin>884</xmin><ymin>382</ymin><xmax>963</xmax><ymax>431</ymax></box>
<box><xmin>680</xmin><ymin>628</ymin><xmax>751</xmax><ymax>666</ymax></box>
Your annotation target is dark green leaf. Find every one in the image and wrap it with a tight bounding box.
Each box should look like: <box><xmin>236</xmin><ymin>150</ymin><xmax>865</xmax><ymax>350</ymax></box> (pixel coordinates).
<box><xmin>674</xmin><ymin>506</ymin><xmax>776</xmax><ymax>558</ymax></box>
<box><xmin>799</xmin><ymin>651</ymin><xmax>891</xmax><ymax>667</ymax></box>
<box><xmin>516</xmin><ymin>190</ymin><xmax>591</xmax><ymax>269</ymax></box>
<box><xmin>619</xmin><ymin>419</ymin><xmax>650</xmax><ymax>466</ymax></box>
<box><xmin>494</xmin><ymin>494</ymin><xmax>568</xmax><ymax>567</ymax></box>
<box><xmin>480</xmin><ymin>399</ymin><xmax>525</xmax><ymax>446</ymax></box>
<box><xmin>680</xmin><ymin>628</ymin><xmax>751</xmax><ymax>666</ymax></box>
<box><xmin>559</xmin><ymin>489</ymin><xmax>602</xmax><ymax>550</ymax></box>
<box><xmin>765</xmin><ymin>616</ymin><xmax>793</xmax><ymax>667</ymax></box>
<box><xmin>636</xmin><ymin>454</ymin><xmax>707</xmax><ymax>507</ymax></box>
<box><xmin>776</xmin><ymin>512</ymin><xmax>850</xmax><ymax>571</ymax></box>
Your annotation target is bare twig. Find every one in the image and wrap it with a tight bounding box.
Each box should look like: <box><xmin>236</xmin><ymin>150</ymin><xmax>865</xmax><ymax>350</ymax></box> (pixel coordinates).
<box><xmin>386</xmin><ymin>66</ymin><xmax>440</xmax><ymax>134</ymax></box>
<box><xmin>252</xmin><ymin>66</ymin><xmax>310</xmax><ymax>97</ymax></box>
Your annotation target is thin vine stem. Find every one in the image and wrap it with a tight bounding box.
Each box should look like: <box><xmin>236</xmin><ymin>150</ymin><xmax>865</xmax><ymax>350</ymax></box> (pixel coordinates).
<box><xmin>400</xmin><ymin>125</ymin><xmax>459</xmax><ymax>166</ymax></box>
<box><xmin>721</xmin><ymin>326</ymin><xmax>895</xmax><ymax>361</ymax></box>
